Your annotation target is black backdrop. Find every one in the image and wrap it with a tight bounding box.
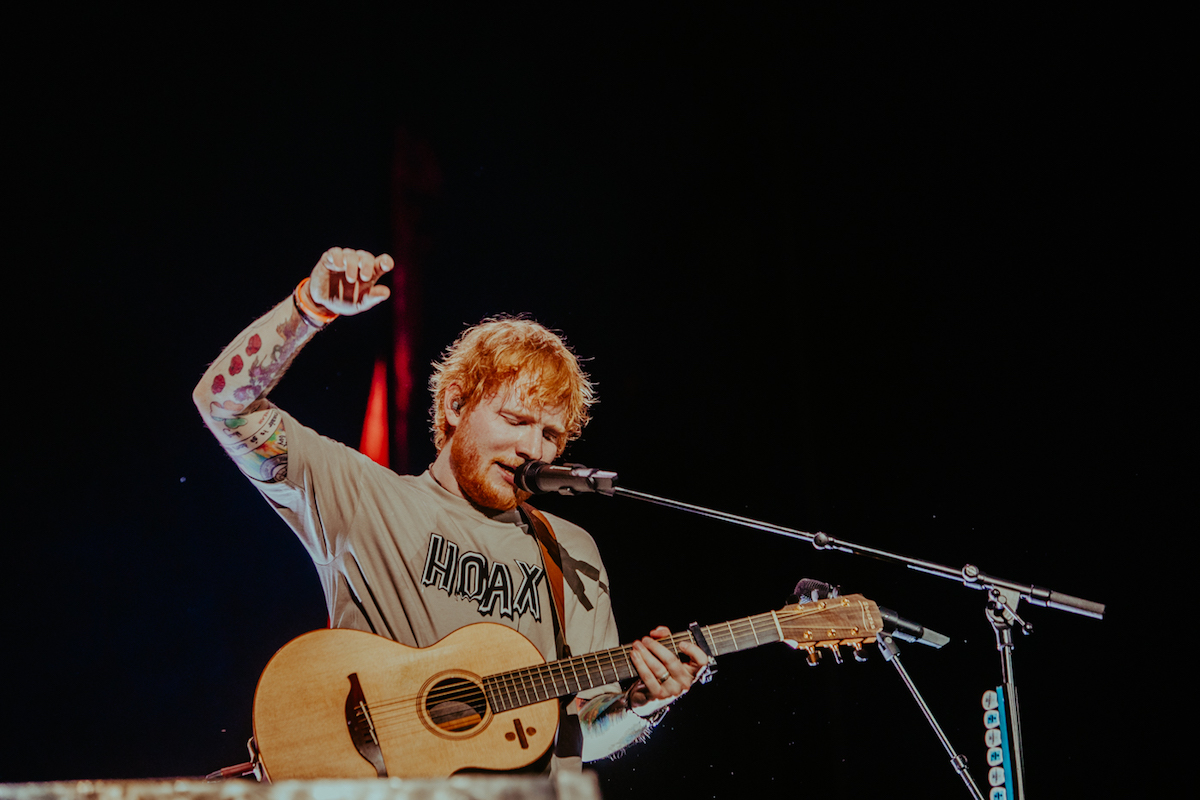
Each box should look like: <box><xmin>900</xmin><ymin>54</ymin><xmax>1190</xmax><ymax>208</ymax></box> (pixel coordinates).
<box><xmin>8</xmin><ymin>7</ymin><xmax>1184</xmax><ymax>798</ymax></box>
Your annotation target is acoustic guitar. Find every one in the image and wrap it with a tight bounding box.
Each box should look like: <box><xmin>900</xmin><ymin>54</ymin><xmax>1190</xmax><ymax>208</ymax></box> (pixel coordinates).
<box><xmin>252</xmin><ymin>593</ymin><xmax>883</xmax><ymax>779</ymax></box>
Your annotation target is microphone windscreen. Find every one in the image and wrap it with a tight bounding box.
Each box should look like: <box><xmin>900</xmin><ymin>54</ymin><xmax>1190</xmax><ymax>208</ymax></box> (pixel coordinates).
<box><xmin>791</xmin><ymin>578</ymin><xmax>839</xmax><ymax>604</ymax></box>
<box><xmin>514</xmin><ymin>461</ymin><xmax>547</xmax><ymax>494</ymax></box>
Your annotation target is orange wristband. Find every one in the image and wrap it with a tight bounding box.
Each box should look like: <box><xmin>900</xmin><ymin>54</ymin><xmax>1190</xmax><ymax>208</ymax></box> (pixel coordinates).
<box><xmin>293</xmin><ymin>277</ymin><xmax>339</xmax><ymax>329</ymax></box>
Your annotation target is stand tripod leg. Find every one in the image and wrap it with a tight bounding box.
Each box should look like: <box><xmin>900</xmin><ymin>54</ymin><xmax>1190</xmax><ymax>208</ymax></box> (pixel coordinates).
<box><xmin>877</xmin><ymin>632</ymin><xmax>986</xmax><ymax>800</ymax></box>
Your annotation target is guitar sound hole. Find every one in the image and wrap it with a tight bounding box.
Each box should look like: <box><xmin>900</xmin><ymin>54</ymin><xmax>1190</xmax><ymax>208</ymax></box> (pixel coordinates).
<box><xmin>426</xmin><ymin>676</ymin><xmax>487</xmax><ymax>733</ymax></box>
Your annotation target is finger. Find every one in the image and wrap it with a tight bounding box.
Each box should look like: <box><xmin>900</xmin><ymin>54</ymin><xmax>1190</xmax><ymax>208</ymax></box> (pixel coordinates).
<box><xmin>315</xmin><ymin>249</ymin><xmax>337</xmax><ymax>276</ymax></box>
<box><xmin>376</xmin><ymin>253</ymin><xmax>395</xmax><ymax>274</ymax></box>
<box><xmin>360</xmin><ymin>249</ymin><xmax>375</xmax><ymax>283</ymax></box>
<box><xmin>353</xmin><ymin>249</ymin><xmax>375</xmax><ymax>283</ymax></box>
<box><xmin>359</xmin><ymin>284</ymin><xmax>391</xmax><ymax>310</ymax></box>
<box><xmin>325</xmin><ymin>247</ymin><xmax>347</xmax><ymax>273</ymax></box>
<box><xmin>641</xmin><ymin>636</ymin><xmax>685</xmax><ymax>674</ymax></box>
<box><xmin>327</xmin><ymin>248</ymin><xmax>349</xmax><ymax>305</ymax></box>
<box><xmin>677</xmin><ymin>641</ymin><xmax>708</xmax><ymax>665</ymax></box>
<box><xmin>676</xmin><ymin>642</ymin><xmax>709</xmax><ymax>676</ymax></box>
<box><xmin>632</xmin><ymin>640</ymin><xmax>672</xmax><ymax>688</ymax></box>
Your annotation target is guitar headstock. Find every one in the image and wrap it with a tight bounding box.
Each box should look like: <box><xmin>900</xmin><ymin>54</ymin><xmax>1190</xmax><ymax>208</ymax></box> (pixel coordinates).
<box><xmin>776</xmin><ymin>593</ymin><xmax>883</xmax><ymax>665</ymax></box>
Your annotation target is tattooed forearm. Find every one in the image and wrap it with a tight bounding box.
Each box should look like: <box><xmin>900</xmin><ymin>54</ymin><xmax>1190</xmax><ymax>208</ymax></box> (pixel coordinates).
<box><xmin>201</xmin><ymin>302</ymin><xmax>311</xmax><ymax>423</ymax></box>
<box><xmin>193</xmin><ymin>296</ymin><xmax>318</xmax><ymax>480</ymax></box>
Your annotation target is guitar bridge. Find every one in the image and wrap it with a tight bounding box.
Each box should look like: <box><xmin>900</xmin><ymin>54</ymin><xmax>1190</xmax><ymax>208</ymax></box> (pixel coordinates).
<box><xmin>345</xmin><ymin>672</ymin><xmax>387</xmax><ymax>777</ymax></box>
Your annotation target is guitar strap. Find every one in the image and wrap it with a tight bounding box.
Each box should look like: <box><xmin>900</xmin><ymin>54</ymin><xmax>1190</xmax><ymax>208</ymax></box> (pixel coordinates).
<box><xmin>520</xmin><ymin>503</ymin><xmax>572</xmax><ymax>658</ymax></box>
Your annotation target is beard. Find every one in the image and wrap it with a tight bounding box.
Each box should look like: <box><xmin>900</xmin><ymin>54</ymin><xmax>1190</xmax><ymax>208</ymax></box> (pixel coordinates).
<box><xmin>449</xmin><ymin>432</ymin><xmax>532</xmax><ymax>512</ymax></box>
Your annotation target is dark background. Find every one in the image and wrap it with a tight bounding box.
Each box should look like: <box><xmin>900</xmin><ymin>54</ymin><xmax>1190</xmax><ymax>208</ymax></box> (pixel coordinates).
<box><xmin>8</xmin><ymin>6</ymin><xmax>1185</xmax><ymax>798</ymax></box>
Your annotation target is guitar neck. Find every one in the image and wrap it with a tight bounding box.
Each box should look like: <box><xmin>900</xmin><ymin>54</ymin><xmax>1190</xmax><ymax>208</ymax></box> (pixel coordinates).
<box><xmin>484</xmin><ymin>611</ymin><xmax>784</xmax><ymax>713</ymax></box>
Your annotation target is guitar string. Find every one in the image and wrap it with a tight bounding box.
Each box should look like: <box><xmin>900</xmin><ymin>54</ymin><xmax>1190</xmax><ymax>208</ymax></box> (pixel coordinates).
<box><xmin>358</xmin><ymin>607</ymin><xmax>865</xmax><ymax>728</ymax></box>
<box><xmin>341</xmin><ymin>607</ymin><xmax>873</xmax><ymax>739</ymax></box>
<box><xmin>362</xmin><ymin>604</ymin><xmax>865</xmax><ymax>719</ymax></box>
<box><xmin>360</xmin><ymin>638</ymin><xmax>878</xmax><ymax>743</ymax></box>
<box><xmin>357</xmin><ymin>634</ymin><xmax>688</xmax><ymax>739</ymax></box>
<box><xmin>361</xmin><ymin>621</ymin><xmax>728</xmax><ymax>721</ymax></box>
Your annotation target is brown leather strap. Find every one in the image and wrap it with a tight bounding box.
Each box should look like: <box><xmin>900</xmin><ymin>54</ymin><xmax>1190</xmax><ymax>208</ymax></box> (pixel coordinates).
<box><xmin>520</xmin><ymin>503</ymin><xmax>571</xmax><ymax>657</ymax></box>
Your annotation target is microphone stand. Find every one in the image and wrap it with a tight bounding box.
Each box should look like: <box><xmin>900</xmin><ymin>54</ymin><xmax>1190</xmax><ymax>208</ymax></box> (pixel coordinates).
<box><xmin>603</xmin><ymin>484</ymin><xmax>1106</xmax><ymax>800</ymax></box>
<box><xmin>876</xmin><ymin>631</ymin><xmax>985</xmax><ymax>800</ymax></box>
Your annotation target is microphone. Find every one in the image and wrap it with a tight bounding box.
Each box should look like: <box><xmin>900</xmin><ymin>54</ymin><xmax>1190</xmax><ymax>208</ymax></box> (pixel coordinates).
<box><xmin>791</xmin><ymin>578</ymin><xmax>839</xmax><ymax>604</ymax></box>
<box><xmin>878</xmin><ymin>607</ymin><xmax>951</xmax><ymax>649</ymax></box>
<box><xmin>515</xmin><ymin>461</ymin><xmax>619</xmax><ymax>496</ymax></box>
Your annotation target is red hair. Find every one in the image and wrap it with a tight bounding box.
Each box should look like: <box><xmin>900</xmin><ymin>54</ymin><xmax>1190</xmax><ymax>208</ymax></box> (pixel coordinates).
<box><xmin>429</xmin><ymin>316</ymin><xmax>596</xmax><ymax>453</ymax></box>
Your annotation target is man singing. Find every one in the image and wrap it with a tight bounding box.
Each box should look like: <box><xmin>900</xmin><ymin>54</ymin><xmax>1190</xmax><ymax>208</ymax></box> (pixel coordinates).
<box><xmin>192</xmin><ymin>247</ymin><xmax>708</xmax><ymax>777</ymax></box>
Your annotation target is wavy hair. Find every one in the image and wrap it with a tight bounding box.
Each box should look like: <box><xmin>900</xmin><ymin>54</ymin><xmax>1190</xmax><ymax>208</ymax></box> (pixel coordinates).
<box><xmin>429</xmin><ymin>316</ymin><xmax>596</xmax><ymax>453</ymax></box>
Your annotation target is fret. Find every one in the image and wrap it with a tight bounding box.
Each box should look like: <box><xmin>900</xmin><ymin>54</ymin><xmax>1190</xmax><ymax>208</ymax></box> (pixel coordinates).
<box><xmin>583</xmin><ymin>655</ymin><xmax>596</xmax><ymax>688</ymax></box>
<box><xmin>584</xmin><ymin>654</ymin><xmax>602</xmax><ymax>688</ymax></box>
<box><xmin>547</xmin><ymin>660</ymin><xmax>564</xmax><ymax>697</ymax></box>
<box><xmin>505</xmin><ymin>672</ymin><xmax>520</xmax><ymax>707</ymax></box>
<box><xmin>556</xmin><ymin>658</ymin><xmax>572</xmax><ymax>695</ymax></box>
<box><xmin>495</xmin><ymin>674</ymin><xmax>512</xmax><ymax>711</ymax></box>
<box><xmin>504</xmin><ymin>673</ymin><xmax>520</xmax><ymax>709</ymax></box>
<box><xmin>516</xmin><ymin>670</ymin><xmax>532</xmax><ymax>705</ymax></box>
<box><xmin>567</xmin><ymin>656</ymin><xmax>582</xmax><ymax>693</ymax></box>
<box><xmin>576</xmin><ymin>655</ymin><xmax>590</xmax><ymax>690</ymax></box>
<box><xmin>483</xmin><ymin>675</ymin><xmax>507</xmax><ymax>713</ymax></box>
<box><xmin>700</xmin><ymin>626</ymin><xmax>715</xmax><ymax>654</ymax></box>
<box><xmin>625</xmin><ymin>646</ymin><xmax>636</xmax><ymax>680</ymax></box>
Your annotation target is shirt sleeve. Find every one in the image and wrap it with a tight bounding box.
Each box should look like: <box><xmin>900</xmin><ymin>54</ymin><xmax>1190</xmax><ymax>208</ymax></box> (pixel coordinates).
<box><xmin>251</xmin><ymin>407</ymin><xmax>373</xmax><ymax>565</ymax></box>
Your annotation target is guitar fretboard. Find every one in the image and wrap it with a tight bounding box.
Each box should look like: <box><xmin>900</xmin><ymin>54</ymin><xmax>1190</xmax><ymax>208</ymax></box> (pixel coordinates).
<box><xmin>483</xmin><ymin>611</ymin><xmax>786</xmax><ymax>713</ymax></box>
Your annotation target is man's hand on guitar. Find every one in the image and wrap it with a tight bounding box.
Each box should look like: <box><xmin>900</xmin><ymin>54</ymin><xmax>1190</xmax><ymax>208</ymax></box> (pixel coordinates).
<box><xmin>305</xmin><ymin>247</ymin><xmax>394</xmax><ymax>317</ymax></box>
<box><xmin>626</xmin><ymin>626</ymin><xmax>710</xmax><ymax>716</ymax></box>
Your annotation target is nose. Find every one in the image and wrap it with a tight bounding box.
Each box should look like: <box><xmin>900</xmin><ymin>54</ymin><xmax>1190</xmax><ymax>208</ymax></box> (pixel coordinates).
<box><xmin>515</xmin><ymin>426</ymin><xmax>543</xmax><ymax>462</ymax></box>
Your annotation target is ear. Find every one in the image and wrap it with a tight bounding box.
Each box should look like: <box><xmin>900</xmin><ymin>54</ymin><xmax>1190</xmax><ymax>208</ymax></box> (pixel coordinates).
<box><xmin>444</xmin><ymin>383</ymin><xmax>465</xmax><ymax>429</ymax></box>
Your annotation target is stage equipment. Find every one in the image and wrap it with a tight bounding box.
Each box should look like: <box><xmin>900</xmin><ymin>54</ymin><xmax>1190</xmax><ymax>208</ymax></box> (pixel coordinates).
<box><xmin>515</xmin><ymin>460</ymin><xmax>1107</xmax><ymax>800</ymax></box>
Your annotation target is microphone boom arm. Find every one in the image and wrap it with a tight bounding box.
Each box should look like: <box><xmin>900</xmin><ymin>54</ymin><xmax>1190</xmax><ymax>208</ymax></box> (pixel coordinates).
<box><xmin>612</xmin><ymin>486</ymin><xmax>1104</xmax><ymax>620</ymax></box>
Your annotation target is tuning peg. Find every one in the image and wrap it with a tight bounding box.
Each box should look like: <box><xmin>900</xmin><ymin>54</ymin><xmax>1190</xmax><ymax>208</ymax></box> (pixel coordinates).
<box><xmin>825</xmin><ymin>645</ymin><xmax>844</xmax><ymax>665</ymax></box>
<box><xmin>804</xmin><ymin>646</ymin><xmax>821</xmax><ymax>666</ymax></box>
<box><xmin>851</xmin><ymin>642</ymin><xmax>869</xmax><ymax>662</ymax></box>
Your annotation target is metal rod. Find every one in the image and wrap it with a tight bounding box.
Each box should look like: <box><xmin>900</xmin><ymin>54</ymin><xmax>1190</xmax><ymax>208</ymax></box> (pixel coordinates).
<box><xmin>611</xmin><ymin>485</ymin><xmax>1104</xmax><ymax>619</ymax></box>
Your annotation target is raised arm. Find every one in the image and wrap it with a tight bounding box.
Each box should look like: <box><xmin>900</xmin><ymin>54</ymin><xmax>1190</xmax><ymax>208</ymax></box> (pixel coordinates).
<box><xmin>192</xmin><ymin>247</ymin><xmax>393</xmax><ymax>481</ymax></box>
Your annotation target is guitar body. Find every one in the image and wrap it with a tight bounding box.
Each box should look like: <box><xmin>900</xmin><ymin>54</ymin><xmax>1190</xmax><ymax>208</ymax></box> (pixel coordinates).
<box><xmin>252</xmin><ymin>625</ymin><xmax>560</xmax><ymax>780</ymax></box>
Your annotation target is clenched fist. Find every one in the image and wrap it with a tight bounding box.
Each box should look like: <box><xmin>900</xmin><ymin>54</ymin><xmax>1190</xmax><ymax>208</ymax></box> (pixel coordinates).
<box><xmin>304</xmin><ymin>247</ymin><xmax>394</xmax><ymax>316</ymax></box>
